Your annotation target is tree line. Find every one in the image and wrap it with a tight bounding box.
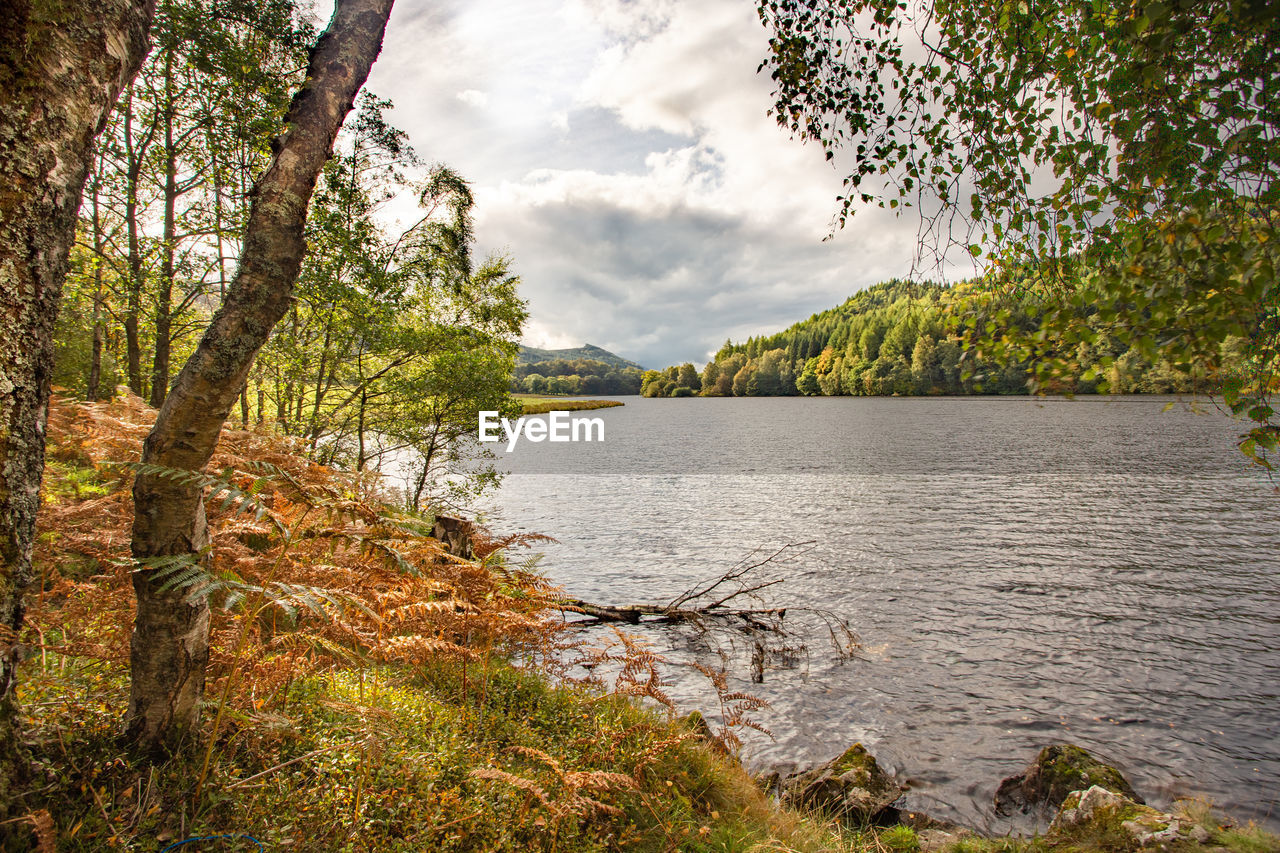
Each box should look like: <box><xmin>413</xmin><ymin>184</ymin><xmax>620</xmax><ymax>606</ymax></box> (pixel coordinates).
<box><xmin>644</xmin><ymin>277</ymin><xmax>1250</xmax><ymax>398</ymax></box>
<box><xmin>512</xmin><ymin>358</ymin><xmax>644</xmax><ymax>396</ymax></box>
<box><xmin>51</xmin><ymin>0</ymin><xmax>524</xmax><ymax>501</ymax></box>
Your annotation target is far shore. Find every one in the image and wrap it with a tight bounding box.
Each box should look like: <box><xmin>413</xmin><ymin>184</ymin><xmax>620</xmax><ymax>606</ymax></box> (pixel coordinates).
<box><xmin>514</xmin><ymin>394</ymin><xmax>626</xmax><ymax>415</ymax></box>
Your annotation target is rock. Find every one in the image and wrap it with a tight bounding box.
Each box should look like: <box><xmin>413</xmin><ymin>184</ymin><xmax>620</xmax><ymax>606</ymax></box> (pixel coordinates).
<box><xmin>917</xmin><ymin>828</ymin><xmax>973</xmax><ymax>852</ymax></box>
<box><xmin>1050</xmin><ymin>785</ymin><xmax>1131</xmax><ymax>831</ymax></box>
<box><xmin>1051</xmin><ymin>785</ymin><xmax>1214</xmax><ymax>849</ymax></box>
<box><xmin>994</xmin><ymin>743</ymin><xmax>1142</xmax><ymax>816</ymax></box>
<box><xmin>781</xmin><ymin>742</ymin><xmax>906</xmax><ymax>824</ymax></box>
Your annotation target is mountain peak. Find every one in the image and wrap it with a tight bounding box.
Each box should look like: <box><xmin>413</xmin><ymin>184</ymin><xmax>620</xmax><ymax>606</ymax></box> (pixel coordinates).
<box><xmin>517</xmin><ymin>343</ymin><xmax>646</xmax><ymax>371</ymax></box>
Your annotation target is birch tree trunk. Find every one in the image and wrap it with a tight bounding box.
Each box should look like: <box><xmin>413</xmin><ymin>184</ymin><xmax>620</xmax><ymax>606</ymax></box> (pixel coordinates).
<box><xmin>0</xmin><ymin>0</ymin><xmax>154</xmax><ymax>821</ymax></box>
<box><xmin>127</xmin><ymin>0</ymin><xmax>395</xmax><ymax>754</ymax></box>
<box><xmin>149</xmin><ymin>48</ymin><xmax>178</xmax><ymax>408</ymax></box>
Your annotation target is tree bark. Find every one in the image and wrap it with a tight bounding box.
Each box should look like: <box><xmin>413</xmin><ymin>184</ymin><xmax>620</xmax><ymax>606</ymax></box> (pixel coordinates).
<box><xmin>149</xmin><ymin>48</ymin><xmax>177</xmax><ymax>408</ymax></box>
<box><xmin>127</xmin><ymin>0</ymin><xmax>395</xmax><ymax>754</ymax></box>
<box><xmin>88</xmin><ymin>164</ymin><xmax>107</xmax><ymax>402</ymax></box>
<box><xmin>0</xmin><ymin>0</ymin><xmax>154</xmax><ymax>822</ymax></box>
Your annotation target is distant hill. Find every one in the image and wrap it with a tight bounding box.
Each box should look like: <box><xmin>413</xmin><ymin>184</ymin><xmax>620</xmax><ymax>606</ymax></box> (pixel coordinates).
<box><xmin>518</xmin><ymin>343</ymin><xmax>646</xmax><ymax>371</ymax></box>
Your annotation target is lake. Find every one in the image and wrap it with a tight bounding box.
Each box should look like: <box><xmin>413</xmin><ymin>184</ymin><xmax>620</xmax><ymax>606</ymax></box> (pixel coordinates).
<box><xmin>478</xmin><ymin>395</ymin><xmax>1280</xmax><ymax>832</ymax></box>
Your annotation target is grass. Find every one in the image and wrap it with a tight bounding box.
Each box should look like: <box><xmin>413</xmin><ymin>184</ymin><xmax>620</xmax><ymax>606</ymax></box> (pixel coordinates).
<box><xmin>514</xmin><ymin>396</ymin><xmax>625</xmax><ymax>415</ymax></box>
<box><xmin>9</xmin><ymin>395</ymin><xmax>856</xmax><ymax>852</ymax></box>
<box><xmin>14</xmin><ymin>650</ymin><xmax>867</xmax><ymax>852</ymax></box>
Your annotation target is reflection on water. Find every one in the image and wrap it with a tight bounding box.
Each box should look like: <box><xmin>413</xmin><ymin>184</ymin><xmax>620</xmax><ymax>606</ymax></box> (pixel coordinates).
<box><xmin>480</xmin><ymin>396</ymin><xmax>1280</xmax><ymax>831</ymax></box>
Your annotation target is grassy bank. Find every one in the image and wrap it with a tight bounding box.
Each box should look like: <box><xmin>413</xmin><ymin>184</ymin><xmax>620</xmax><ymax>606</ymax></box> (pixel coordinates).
<box><xmin>515</xmin><ymin>395</ymin><xmax>625</xmax><ymax>415</ymax></box>
<box><xmin>16</xmin><ymin>654</ymin><xmax>859</xmax><ymax>851</ymax></box>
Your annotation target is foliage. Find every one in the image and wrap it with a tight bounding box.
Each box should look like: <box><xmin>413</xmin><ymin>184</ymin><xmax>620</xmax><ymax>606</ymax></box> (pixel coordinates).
<box><xmin>51</xmin><ymin>0</ymin><xmax>314</xmax><ymax>402</ymax></box>
<box><xmin>641</xmin><ymin>363</ymin><xmax>709</xmax><ymax>398</ymax></box>
<box><xmin>652</xmin><ymin>277</ymin><xmax>1245</xmax><ymax>397</ymax></box>
<box><xmin>50</xmin><ymin>0</ymin><xmax>525</xmax><ymax>506</ymax></box>
<box><xmin>514</xmin><ymin>359</ymin><xmax>643</xmax><ymax>396</ymax></box>
<box><xmin>256</xmin><ymin>94</ymin><xmax>527</xmax><ymax>504</ymax></box>
<box><xmin>756</xmin><ymin>0</ymin><xmax>1280</xmax><ymax>465</ymax></box>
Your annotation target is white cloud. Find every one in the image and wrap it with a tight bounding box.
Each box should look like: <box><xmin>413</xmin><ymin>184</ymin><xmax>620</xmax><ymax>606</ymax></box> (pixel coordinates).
<box><xmin>364</xmin><ymin>0</ymin><xmax>927</xmax><ymax>367</ymax></box>
<box><xmin>455</xmin><ymin>88</ymin><xmax>489</xmax><ymax>108</ymax></box>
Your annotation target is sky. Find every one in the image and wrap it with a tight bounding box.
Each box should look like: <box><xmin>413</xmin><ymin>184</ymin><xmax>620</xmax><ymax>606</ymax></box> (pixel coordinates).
<box><xmin>355</xmin><ymin>0</ymin><xmax>929</xmax><ymax>369</ymax></box>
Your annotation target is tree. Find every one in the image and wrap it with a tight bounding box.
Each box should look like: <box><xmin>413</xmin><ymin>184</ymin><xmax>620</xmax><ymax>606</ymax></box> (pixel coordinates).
<box><xmin>640</xmin><ymin>369</ymin><xmax>664</xmax><ymax>397</ymax></box>
<box><xmin>700</xmin><ymin>360</ymin><xmax>721</xmax><ymax>395</ymax></box>
<box><xmin>676</xmin><ymin>362</ymin><xmax>702</xmax><ymax>393</ymax></box>
<box><xmin>911</xmin><ymin>335</ymin><xmax>941</xmax><ymax>394</ymax></box>
<box><xmin>796</xmin><ymin>363</ymin><xmax>821</xmax><ymax>395</ymax></box>
<box><xmin>758</xmin><ymin>0</ymin><xmax>1280</xmax><ymax>464</ymax></box>
<box><xmin>0</xmin><ymin>0</ymin><xmax>156</xmax><ymax>821</ymax></box>
<box><xmin>51</xmin><ymin>0</ymin><xmax>313</xmax><ymax>409</ymax></box>
<box><xmin>754</xmin><ymin>349</ymin><xmax>785</xmax><ymax>395</ymax></box>
<box><xmin>127</xmin><ymin>0</ymin><xmax>395</xmax><ymax>754</ymax></box>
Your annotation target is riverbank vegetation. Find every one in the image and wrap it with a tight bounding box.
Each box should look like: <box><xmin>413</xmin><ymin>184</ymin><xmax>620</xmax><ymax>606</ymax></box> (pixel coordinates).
<box><xmin>14</xmin><ymin>396</ymin><xmax>1277</xmax><ymax>851</ymax></box>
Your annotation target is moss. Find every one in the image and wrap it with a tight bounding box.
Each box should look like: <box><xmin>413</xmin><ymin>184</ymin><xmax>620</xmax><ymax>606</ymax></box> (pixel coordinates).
<box><xmin>1037</xmin><ymin>745</ymin><xmax>1138</xmax><ymax>803</ymax></box>
<box><xmin>832</xmin><ymin>742</ymin><xmax>879</xmax><ymax>779</ymax></box>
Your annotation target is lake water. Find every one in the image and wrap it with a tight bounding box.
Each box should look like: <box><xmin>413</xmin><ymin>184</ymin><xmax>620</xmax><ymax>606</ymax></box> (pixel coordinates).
<box><xmin>479</xmin><ymin>396</ymin><xmax>1280</xmax><ymax>831</ymax></box>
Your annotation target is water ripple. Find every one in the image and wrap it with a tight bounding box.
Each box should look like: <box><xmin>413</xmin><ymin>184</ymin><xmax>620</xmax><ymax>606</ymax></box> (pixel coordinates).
<box><xmin>482</xmin><ymin>396</ymin><xmax>1280</xmax><ymax>830</ymax></box>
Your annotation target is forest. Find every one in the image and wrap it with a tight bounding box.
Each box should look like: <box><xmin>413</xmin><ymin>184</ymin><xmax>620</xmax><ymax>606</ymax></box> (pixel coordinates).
<box><xmin>511</xmin><ymin>358</ymin><xmax>644</xmax><ymax>396</ymax></box>
<box><xmin>644</xmin><ymin>277</ymin><xmax>1253</xmax><ymax>399</ymax></box>
<box><xmin>50</xmin><ymin>0</ymin><xmax>525</xmax><ymax>503</ymax></box>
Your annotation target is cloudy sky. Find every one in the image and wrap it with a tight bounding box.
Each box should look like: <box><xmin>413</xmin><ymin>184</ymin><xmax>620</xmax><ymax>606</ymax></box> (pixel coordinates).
<box><xmin>358</xmin><ymin>0</ymin><xmax>926</xmax><ymax>368</ymax></box>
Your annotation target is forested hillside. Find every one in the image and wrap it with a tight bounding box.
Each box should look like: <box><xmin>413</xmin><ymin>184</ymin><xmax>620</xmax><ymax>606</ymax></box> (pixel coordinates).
<box><xmin>518</xmin><ymin>343</ymin><xmax>645</xmax><ymax>370</ymax></box>
<box><xmin>513</xmin><ymin>344</ymin><xmax>645</xmax><ymax>395</ymax></box>
<box><xmin>645</xmin><ymin>277</ymin><xmax>1251</xmax><ymax>399</ymax></box>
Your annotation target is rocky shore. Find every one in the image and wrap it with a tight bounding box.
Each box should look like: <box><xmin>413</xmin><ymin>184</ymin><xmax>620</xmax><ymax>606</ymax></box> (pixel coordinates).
<box><xmin>753</xmin><ymin>739</ymin><xmax>1276</xmax><ymax>852</ymax></box>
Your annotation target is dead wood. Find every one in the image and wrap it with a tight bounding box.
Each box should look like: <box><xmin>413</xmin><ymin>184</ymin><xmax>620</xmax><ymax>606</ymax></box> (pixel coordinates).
<box><xmin>555</xmin><ymin>542</ymin><xmax>858</xmax><ymax>682</ymax></box>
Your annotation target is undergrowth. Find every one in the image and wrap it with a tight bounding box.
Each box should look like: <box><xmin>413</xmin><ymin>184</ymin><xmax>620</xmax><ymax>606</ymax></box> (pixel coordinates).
<box><xmin>9</xmin><ymin>394</ymin><xmax>852</xmax><ymax>851</ymax></box>
<box><xmin>15</xmin><ymin>652</ymin><xmax>860</xmax><ymax>851</ymax></box>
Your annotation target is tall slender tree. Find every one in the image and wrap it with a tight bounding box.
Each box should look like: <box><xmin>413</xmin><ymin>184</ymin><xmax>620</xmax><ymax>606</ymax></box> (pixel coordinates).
<box><xmin>0</xmin><ymin>0</ymin><xmax>156</xmax><ymax>820</ymax></box>
<box><xmin>127</xmin><ymin>0</ymin><xmax>396</xmax><ymax>753</ymax></box>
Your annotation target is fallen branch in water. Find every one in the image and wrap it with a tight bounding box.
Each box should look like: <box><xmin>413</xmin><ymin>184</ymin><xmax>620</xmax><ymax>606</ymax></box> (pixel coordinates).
<box><xmin>555</xmin><ymin>599</ymin><xmax>786</xmax><ymax>625</ymax></box>
<box><xmin>555</xmin><ymin>542</ymin><xmax>859</xmax><ymax>682</ymax></box>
